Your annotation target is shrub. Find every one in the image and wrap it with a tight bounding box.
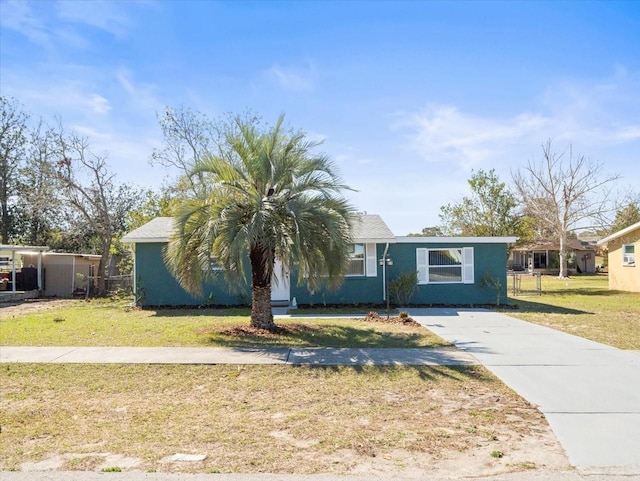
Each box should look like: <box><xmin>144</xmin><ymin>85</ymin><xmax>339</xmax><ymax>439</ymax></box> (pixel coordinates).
<box><xmin>480</xmin><ymin>272</ymin><xmax>502</xmax><ymax>306</ymax></box>
<box><xmin>388</xmin><ymin>272</ymin><xmax>418</xmax><ymax>306</ymax></box>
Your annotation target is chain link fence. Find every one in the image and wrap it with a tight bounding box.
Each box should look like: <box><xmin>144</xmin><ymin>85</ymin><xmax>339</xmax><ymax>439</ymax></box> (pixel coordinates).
<box><xmin>104</xmin><ymin>275</ymin><xmax>133</xmax><ymax>294</ymax></box>
<box><xmin>509</xmin><ymin>271</ymin><xmax>542</xmax><ymax>296</ymax></box>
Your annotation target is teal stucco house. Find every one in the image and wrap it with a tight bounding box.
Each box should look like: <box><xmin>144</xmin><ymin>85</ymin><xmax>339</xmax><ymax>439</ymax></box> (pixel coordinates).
<box><xmin>122</xmin><ymin>214</ymin><xmax>516</xmax><ymax>307</ymax></box>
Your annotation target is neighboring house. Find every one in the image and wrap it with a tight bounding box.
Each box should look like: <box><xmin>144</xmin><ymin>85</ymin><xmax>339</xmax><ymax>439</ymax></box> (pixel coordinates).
<box><xmin>597</xmin><ymin>221</ymin><xmax>640</xmax><ymax>292</ymax></box>
<box><xmin>509</xmin><ymin>239</ymin><xmax>597</xmax><ymax>274</ymax></box>
<box><xmin>19</xmin><ymin>252</ymin><xmax>101</xmax><ymax>297</ymax></box>
<box><xmin>0</xmin><ymin>245</ymin><xmax>48</xmax><ymax>294</ymax></box>
<box><xmin>1</xmin><ymin>247</ymin><xmax>102</xmax><ymax>298</ymax></box>
<box><xmin>121</xmin><ymin>215</ymin><xmax>517</xmax><ymax>307</ymax></box>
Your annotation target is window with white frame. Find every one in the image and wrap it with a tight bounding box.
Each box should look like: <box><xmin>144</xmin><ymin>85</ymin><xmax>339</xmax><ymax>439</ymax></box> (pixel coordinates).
<box><xmin>346</xmin><ymin>243</ymin><xmax>365</xmax><ymax>276</ymax></box>
<box><xmin>622</xmin><ymin>244</ymin><xmax>635</xmax><ymax>266</ymax></box>
<box><xmin>417</xmin><ymin>247</ymin><xmax>474</xmax><ymax>284</ymax></box>
<box><xmin>306</xmin><ymin>244</ymin><xmax>375</xmax><ymax>278</ymax></box>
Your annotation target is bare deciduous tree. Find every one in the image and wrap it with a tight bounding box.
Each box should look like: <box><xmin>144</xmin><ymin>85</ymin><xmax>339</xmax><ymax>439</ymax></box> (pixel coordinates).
<box><xmin>51</xmin><ymin>125</ymin><xmax>142</xmax><ymax>295</ymax></box>
<box><xmin>512</xmin><ymin>139</ymin><xmax>620</xmax><ymax>278</ymax></box>
<box><xmin>151</xmin><ymin>106</ymin><xmax>262</xmax><ymax>198</ymax></box>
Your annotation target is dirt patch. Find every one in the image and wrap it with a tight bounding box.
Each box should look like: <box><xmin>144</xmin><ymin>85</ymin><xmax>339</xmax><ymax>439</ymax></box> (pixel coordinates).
<box><xmin>0</xmin><ymin>298</ymin><xmax>78</xmax><ymax>318</ymax></box>
<box><xmin>215</xmin><ymin>315</ymin><xmax>421</xmax><ymax>338</ymax></box>
<box><xmin>1</xmin><ymin>364</ymin><xmax>570</xmax><ymax>477</ymax></box>
<box><xmin>217</xmin><ymin>323</ymin><xmax>322</xmax><ymax>337</ymax></box>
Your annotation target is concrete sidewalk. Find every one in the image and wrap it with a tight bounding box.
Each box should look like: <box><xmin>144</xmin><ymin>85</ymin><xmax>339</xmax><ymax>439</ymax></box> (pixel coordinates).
<box><xmin>0</xmin><ymin>468</ymin><xmax>636</xmax><ymax>481</ymax></box>
<box><xmin>410</xmin><ymin>308</ymin><xmax>640</xmax><ymax>473</ymax></box>
<box><xmin>0</xmin><ymin>345</ymin><xmax>478</xmax><ymax>366</ymax></box>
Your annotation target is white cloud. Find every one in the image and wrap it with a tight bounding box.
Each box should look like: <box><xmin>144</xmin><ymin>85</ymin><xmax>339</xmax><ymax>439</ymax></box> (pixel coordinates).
<box><xmin>87</xmin><ymin>94</ymin><xmax>111</xmax><ymax>114</ymax></box>
<box><xmin>403</xmin><ymin>106</ymin><xmax>550</xmax><ymax>167</ymax></box>
<box><xmin>264</xmin><ymin>63</ymin><xmax>316</xmax><ymax>92</ymax></box>
<box><xmin>0</xmin><ymin>0</ymin><xmax>52</xmax><ymax>48</ymax></box>
<box><xmin>55</xmin><ymin>0</ymin><xmax>132</xmax><ymax>37</ymax></box>
<box><xmin>401</xmin><ymin>70</ymin><xmax>640</xmax><ymax>171</ymax></box>
<box><xmin>1</xmin><ymin>0</ymin><xmax>134</xmax><ymax>51</ymax></box>
<box><xmin>20</xmin><ymin>82</ymin><xmax>112</xmax><ymax>116</ymax></box>
<box><xmin>606</xmin><ymin>126</ymin><xmax>640</xmax><ymax>142</ymax></box>
<box><xmin>116</xmin><ymin>69</ymin><xmax>162</xmax><ymax>112</ymax></box>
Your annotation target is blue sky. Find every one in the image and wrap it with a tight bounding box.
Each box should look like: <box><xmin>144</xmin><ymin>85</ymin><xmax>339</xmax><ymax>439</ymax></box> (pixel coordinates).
<box><xmin>1</xmin><ymin>0</ymin><xmax>639</xmax><ymax>235</ymax></box>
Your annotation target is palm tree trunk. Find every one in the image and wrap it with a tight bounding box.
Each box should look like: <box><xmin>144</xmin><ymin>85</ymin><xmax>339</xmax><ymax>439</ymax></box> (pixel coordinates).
<box><xmin>251</xmin><ymin>284</ymin><xmax>275</xmax><ymax>330</ymax></box>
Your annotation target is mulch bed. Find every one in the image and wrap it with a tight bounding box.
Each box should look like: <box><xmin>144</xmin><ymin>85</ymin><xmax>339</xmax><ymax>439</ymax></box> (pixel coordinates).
<box><xmin>214</xmin><ymin>314</ymin><xmax>420</xmax><ymax>337</ymax></box>
<box><xmin>358</xmin><ymin>313</ymin><xmax>421</xmax><ymax>326</ymax></box>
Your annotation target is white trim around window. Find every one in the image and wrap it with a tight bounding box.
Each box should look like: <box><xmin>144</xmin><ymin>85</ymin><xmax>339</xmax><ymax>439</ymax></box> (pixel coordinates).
<box><xmin>417</xmin><ymin>247</ymin><xmax>474</xmax><ymax>284</ymax></box>
<box><xmin>622</xmin><ymin>244</ymin><xmax>635</xmax><ymax>266</ymax></box>
<box><xmin>346</xmin><ymin>243</ymin><xmax>366</xmax><ymax>276</ymax></box>
<box><xmin>365</xmin><ymin>243</ymin><xmax>377</xmax><ymax>277</ymax></box>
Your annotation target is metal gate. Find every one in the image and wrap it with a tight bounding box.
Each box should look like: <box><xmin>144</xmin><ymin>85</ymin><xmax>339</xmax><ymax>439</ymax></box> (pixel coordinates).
<box><xmin>509</xmin><ymin>271</ymin><xmax>542</xmax><ymax>296</ymax></box>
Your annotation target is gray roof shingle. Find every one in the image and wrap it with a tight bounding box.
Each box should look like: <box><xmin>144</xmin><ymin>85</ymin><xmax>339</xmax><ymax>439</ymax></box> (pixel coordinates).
<box><xmin>121</xmin><ymin>214</ymin><xmax>396</xmax><ymax>244</ymax></box>
<box><xmin>350</xmin><ymin>214</ymin><xmax>395</xmax><ymax>242</ymax></box>
<box><xmin>121</xmin><ymin>217</ymin><xmax>174</xmax><ymax>243</ymax></box>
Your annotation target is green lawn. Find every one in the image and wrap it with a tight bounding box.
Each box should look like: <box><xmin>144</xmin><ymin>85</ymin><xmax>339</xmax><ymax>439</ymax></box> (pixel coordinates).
<box><xmin>2</xmin><ymin>274</ymin><xmax>636</xmax><ymax>350</ymax></box>
<box><xmin>505</xmin><ymin>274</ymin><xmax>640</xmax><ymax>350</ymax></box>
<box><xmin>0</xmin><ymin>299</ymin><xmax>448</xmax><ymax>348</ymax></box>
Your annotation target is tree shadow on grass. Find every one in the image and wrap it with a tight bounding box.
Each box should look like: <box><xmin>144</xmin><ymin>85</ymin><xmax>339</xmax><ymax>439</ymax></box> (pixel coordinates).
<box><xmin>148</xmin><ymin>307</ymin><xmax>251</xmax><ymax>318</ymax></box>
<box><xmin>296</xmin><ymin>364</ymin><xmax>492</xmax><ymax>384</ymax></box>
<box><xmin>503</xmin><ymin>298</ymin><xmax>592</xmax><ymax>315</ymax></box>
<box><xmin>201</xmin><ymin>323</ymin><xmax>444</xmax><ymax>349</ymax></box>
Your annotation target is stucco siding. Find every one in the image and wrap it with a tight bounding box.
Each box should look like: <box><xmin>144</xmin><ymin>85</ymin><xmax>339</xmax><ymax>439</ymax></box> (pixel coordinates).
<box><xmin>133</xmin><ymin>241</ymin><xmax>511</xmax><ymax>307</ymax></box>
<box><xmin>289</xmin><ymin>243</ymin><xmax>385</xmax><ymax>305</ymax></box>
<box><xmin>388</xmin><ymin>242</ymin><xmax>509</xmax><ymax>305</ymax></box>
<box><xmin>135</xmin><ymin>243</ymin><xmax>250</xmax><ymax>306</ymax></box>
<box><xmin>606</xmin><ymin>227</ymin><xmax>640</xmax><ymax>292</ymax></box>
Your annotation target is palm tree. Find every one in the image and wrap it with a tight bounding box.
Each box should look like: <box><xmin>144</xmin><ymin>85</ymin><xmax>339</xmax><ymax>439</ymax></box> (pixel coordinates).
<box><xmin>164</xmin><ymin>115</ymin><xmax>354</xmax><ymax>330</ymax></box>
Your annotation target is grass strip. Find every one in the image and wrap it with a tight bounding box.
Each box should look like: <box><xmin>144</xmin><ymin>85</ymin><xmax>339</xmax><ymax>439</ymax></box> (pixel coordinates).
<box><xmin>0</xmin><ymin>300</ymin><xmax>447</xmax><ymax>348</ymax></box>
<box><xmin>506</xmin><ymin>275</ymin><xmax>640</xmax><ymax>350</ymax></box>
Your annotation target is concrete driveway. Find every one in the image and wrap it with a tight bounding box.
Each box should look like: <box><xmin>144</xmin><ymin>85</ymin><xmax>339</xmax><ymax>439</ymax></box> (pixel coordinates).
<box><xmin>410</xmin><ymin>308</ymin><xmax>640</xmax><ymax>473</ymax></box>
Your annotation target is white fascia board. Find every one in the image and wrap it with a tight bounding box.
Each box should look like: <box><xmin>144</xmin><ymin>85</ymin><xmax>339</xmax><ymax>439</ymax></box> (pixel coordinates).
<box><xmin>395</xmin><ymin>236</ymin><xmax>518</xmax><ymax>244</ymax></box>
<box><xmin>353</xmin><ymin>237</ymin><xmax>396</xmax><ymax>244</ymax></box>
<box><xmin>0</xmin><ymin>244</ymin><xmax>49</xmax><ymax>252</ymax></box>
<box><xmin>597</xmin><ymin>221</ymin><xmax>640</xmax><ymax>245</ymax></box>
<box><xmin>41</xmin><ymin>252</ymin><xmax>102</xmax><ymax>259</ymax></box>
<box><xmin>120</xmin><ymin>236</ymin><xmax>170</xmax><ymax>244</ymax></box>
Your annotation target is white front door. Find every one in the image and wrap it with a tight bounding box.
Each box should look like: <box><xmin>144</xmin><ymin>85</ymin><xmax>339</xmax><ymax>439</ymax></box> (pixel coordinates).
<box><xmin>271</xmin><ymin>259</ymin><xmax>290</xmax><ymax>303</ymax></box>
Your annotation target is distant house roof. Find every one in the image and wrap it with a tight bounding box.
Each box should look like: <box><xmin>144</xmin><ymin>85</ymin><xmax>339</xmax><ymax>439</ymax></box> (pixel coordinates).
<box><xmin>512</xmin><ymin>238</ymin><xmax>596</xmax><ymax>252</ymax></box>
<box><xmin>0</xmin><ymin>244</ymin><xmax>49</xmax><ymax>253</ymax></box>
<box><xmin>597</xmin><ymin>221</ymin><xmax>640</xmax><ymax>246</ymax></box>
<box><xmin>121</xmin><ymin>214</ymin><xmax>397</xmax><ymax>244</ymax></box>
<box><xmin>43</xmin><ymin>252</ymin><xmax>102</xmax><ymax>260</ymax></box>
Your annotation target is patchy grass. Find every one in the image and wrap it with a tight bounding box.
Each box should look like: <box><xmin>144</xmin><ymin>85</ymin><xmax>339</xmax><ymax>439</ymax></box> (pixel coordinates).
<box><xmin>0</xmin><ymin>363</ymin><xmax>567</xmax><ymax>475</ymax></box>
<box><xmin>506</xmin><ymin>275</ymin><xmax>640</xmax><ymax>350</ymax></box>
<box><xmin>0</xmin><ymin>299</ymin><xmax>447</xmax><ymax>348</ymax></box>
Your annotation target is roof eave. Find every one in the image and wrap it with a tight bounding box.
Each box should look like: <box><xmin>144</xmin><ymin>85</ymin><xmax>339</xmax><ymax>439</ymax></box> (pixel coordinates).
<box><xmin>395</xmin><ymin>236</ymin><xmax>518</xmax><ymax>244</ymax></box>
<box><xmin>354</xmin><ymin>237</ymin><xmax>397</xmax><ymax>244</ymax></box>
<box><xmin>597</xmin><ymin>221</ymin><xmax>640</xmax><ymax>245</ymax></box>
<box><xmin>121</xmin><ymin>236</ymin><xmax>170</xmax><ymax>244</ymax></box>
